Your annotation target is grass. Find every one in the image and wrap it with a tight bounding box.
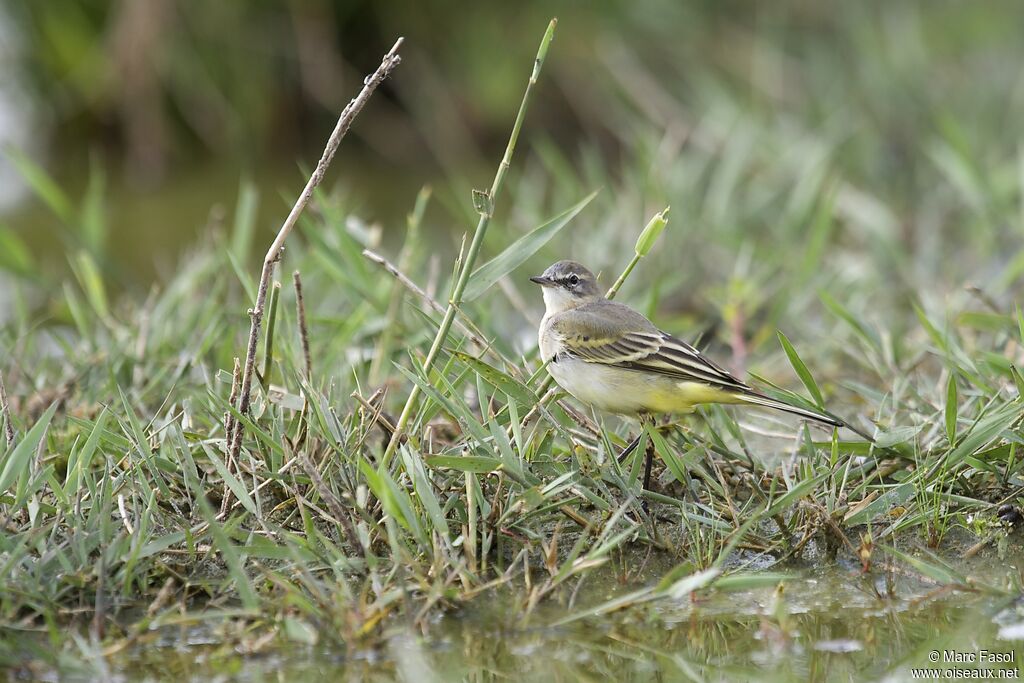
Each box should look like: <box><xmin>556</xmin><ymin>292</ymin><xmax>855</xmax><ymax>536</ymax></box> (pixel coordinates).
<box><xmin>4</xmin><ymin>5</ymin><xmax>1024</xmax><ymax>677</ymax></box>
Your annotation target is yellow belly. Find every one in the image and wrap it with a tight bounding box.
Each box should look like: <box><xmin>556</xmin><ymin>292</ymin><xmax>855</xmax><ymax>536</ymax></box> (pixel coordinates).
<box><xmin>547</xmin><ymin>356</ymin><xmax>742</xmax><ymax>415</ymax></box>
<box><xmin>644</xmin><ymin>381</ymin><xmax>743</xmax><ymax>413</ymax></box>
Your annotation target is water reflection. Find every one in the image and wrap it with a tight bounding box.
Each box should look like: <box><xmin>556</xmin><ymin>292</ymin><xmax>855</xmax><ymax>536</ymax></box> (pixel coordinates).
<box><xmin>100</xmin><ymin>567</ymin><xmax>1024</xmax><ymax>682</ymax></box>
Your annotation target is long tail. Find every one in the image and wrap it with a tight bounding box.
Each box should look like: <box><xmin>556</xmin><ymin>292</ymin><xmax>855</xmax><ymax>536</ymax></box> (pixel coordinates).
<box><xmin>738</xmin><ymin>392</ymin><xmax>844</xmax><ymax>428</ymax></box>
<box><xmin>736</xmin><ymin>392</ymin><xmax>876</xmax><ymax>443</ymax></box>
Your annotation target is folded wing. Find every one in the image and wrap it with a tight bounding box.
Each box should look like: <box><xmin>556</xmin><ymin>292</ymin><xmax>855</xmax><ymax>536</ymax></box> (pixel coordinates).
<box><xmin>553</xmin><ymin>303</ymin><xmax>751</xmax><ymax>394</ymax></box>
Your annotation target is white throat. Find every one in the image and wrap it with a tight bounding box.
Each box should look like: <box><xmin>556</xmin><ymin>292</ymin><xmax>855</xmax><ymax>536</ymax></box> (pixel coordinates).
<box><xmin>541</xmin><ymin>286</ymin><xmax>578</xmax><ymax>315</ymax></box>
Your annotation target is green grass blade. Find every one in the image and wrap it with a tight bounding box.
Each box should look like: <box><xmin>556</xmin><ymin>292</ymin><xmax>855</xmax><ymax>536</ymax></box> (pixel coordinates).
<box><xmin>425</xmin><ymin>455</ymin><xmax>501</xmax><ymax>473</ymax></box>
<box><xmin>0</xmin><ymin>402</ymin><xmax>57</xmax><ymax>495</ymax></box>
<box><xmin>942</xmin><ymin>402</ymin><xmax>1018</xmax><ymax>469</ymax></box>
<box><xmin>843</xmin><ymin>482</ymin><xmax>916</xmax><ymax>527</ymax></box>
<box><xmin>187</xmin><ymin>478</ymin><xmax>259</xmax><ymax>611</ymax></box>
<box><xmin>64</xmin><ymin>408</ymin><xmax>108</xmax><ymax>495</ymax></box>
<box><xmin>452</xmin><ymin>351</ymin><xmax>538</xmax><ymax>406</ymax></box>
<box><xmin>945</xmin><ymin>373</ymin><xmax>958</xmax><ymax>446</ymax></box>
<box><xmin>777</xmin><ymin>331</ymin><xmax>824</xmax><ymax>408</ymax></box>
<box><xmin>0</xmin><ymin>226</ymin><xmax>35</xmax><ymax>276</ymax></box>
<box><xmin>81</xmin><ymin>159</ymin><xmax>107</xmax><ymax>254</ymax></box>
<box><xmin>5</xmin><ymin>147</ymin><xmax>74</xmax><ymax>223</ymax></box>
<box><xmin>463</xmin><ymin>190</ymin><xmax>598</xmax><ymax>301</ymax></box>
<box><xmin>400</xmin><ymin>445</ymin><xmax>449</xmax><ymax>541</ymax></box>
<box><xmin>71</xmin><ymin>251</ymin><xmax>109</xmax><ymax>321</ymax></box>
<box><xmin>201</xmin><ymin>443</ymin><xmax>257</xmax><ymax>515</ymax></box>
<box><xmin>230</xmin><ymin>179</ymin><xmax>259</xmax><ymax>260</ymax></box>
<box><xmin>881</xmin><ymin>544</ymin><xmax>966</xmax><ymax>586</ymax></box>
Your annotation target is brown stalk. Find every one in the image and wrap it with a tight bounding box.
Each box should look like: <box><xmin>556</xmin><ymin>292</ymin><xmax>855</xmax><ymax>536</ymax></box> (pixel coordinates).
<box><xmin>227</xmin><ymin>38</ymin><xmax>403</xmax><ymax>462</ymax></box>
<box><xmin>221</xmin><ymin>357</ymin><xmax>242</xmax><ymax>517</ymax></box>
<box><xmin>0</xmin><ymin>368</ymin><xmax>13</xmax><ymax>450</ymax></box>
<box><xmin>293</xmin><ymin>271</ymin><xmax>312</xmax><ymax>380</ymax></box>
<box><xmin>296</xmin><ymin>450</ymin><xmax>361</xmax><ymax>550</ymax></box>
<box><xmin>224</xmin><ymin>357</ymin><xmax>241</xmax><ymax>452</ymax></box>
<box><xmin>362</xmin><ymin>247</ymin><xmax>489</xmax><ymax>349</ymax></box>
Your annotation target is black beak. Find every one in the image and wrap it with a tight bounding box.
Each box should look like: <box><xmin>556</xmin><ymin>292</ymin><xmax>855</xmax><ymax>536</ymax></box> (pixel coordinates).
<box><xmin>530</xmin><ymin>275</ymin><xmax>553</xmax><ymax>286</ymax></box>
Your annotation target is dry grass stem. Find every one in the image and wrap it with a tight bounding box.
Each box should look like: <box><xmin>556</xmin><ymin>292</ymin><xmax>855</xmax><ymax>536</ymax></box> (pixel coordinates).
<box><xmin>229</xmin><ymin>37</ymin><xmax>403</xmax><ymax>462</ymax></box>
<box><xmin>293</xmin><ymin>271</ymin><xmax>312</xmax><ymax>380</ymax></box>
<box><xmin>363</xmin><ymin>248</ymin><xmax>489</xmax><ymax>349</ymax></box>
<box><xmin>0</xmin><ymin>368</ymin><xmax>12</xmax><ymax>449</ymax></box>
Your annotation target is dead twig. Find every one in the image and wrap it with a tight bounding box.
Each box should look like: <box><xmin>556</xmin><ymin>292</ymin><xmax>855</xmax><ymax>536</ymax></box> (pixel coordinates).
<box><xmin>0</xmin><ymin>368</ymin><xmax>13</xmax><ymax>449</ymax></box>
<box><xmin>293</xmin><ymin>271</ymin><xmax>312</xmax><ymax>380</ymax></box>
<box><xmin>261</xmin><ymin>281</ymin><xmax>282</xmax><ymax>388</ymax></box>
<box><xmin>221</xmin><ymin>357</ymin><xmax>241</xmax><ymax>517</ymax></box>
<box><xmin>362</xmin><ymin>247</ymin><xmax>489</xmax><ymax>349</ymax></box>
<box><xmin>224</xmin><ymin>357</ymin><xmax>241</xmax><ymax>449</ymax></box>
<box><xmin>228</xmin><ymin>38</ymin><xmax>403</xmax><ymax>463</ymax></box>
<box><xmin>296</xmin><ymin>450</ymin><xmax>361</xmax><ymax>550</ymax></box>
<box><xmin>351</xmin><ymin>389</ymin><xmax>397</xmax><ymax>442</ymax></box>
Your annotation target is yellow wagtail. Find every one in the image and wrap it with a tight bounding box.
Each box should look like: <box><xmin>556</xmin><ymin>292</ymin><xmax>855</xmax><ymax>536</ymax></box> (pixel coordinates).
<box><xmin>531</xmin><ymin>260</ymin><xmax>846</xmax><ymax>491</ymax></box>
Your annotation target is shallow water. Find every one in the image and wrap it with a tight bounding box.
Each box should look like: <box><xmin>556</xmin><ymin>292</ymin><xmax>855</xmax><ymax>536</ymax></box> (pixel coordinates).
<box><xmin>61</xmin><ymin>553</ymin><xmax>1024</xmax><ymax>683</ymax></box>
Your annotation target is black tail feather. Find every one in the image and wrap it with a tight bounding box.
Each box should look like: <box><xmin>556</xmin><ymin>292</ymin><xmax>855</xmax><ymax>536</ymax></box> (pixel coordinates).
<box><xmin>738</xmin><ymin>392</ymin><xmax>875</xmax><ymax>443</ymax></box>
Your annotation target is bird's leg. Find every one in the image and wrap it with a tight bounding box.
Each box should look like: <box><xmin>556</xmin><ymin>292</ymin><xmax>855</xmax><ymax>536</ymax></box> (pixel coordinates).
<box><xmin>635</xmin><ymin>414</ymin><xmax>655</xmax><ymax>490</ymax></box>
<box><xmin>643</xmin><ymin>433</ymin><xmax>655</xmax><ymax>493</ymax></box>
<box><xmin>638</xmin><ymin>415</ymin><xmax>656</xmax><ymax>514</ymax></box>
<box><xmin>616</xmin><ymin>433</ymin><xmax>643</xmax><ymax>464</ymax></box>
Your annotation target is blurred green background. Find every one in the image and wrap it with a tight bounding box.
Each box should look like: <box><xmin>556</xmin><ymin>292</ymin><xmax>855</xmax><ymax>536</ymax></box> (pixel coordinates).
<box><xmin>8</xmin><ymin>5</ymin><xmax>1024</xmax><ymax>676</ymax></box>
<box><xmin>3</xmin><ymin>0</ymin><xmax>1024</xmax><ymax>312</ymax></box>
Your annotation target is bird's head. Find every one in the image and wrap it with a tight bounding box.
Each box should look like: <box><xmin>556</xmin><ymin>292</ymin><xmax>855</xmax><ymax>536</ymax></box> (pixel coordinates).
<box><xmin>530</xmin><ymin>260</ymin><xmax>602</xmax><ymax>313</ymax></box>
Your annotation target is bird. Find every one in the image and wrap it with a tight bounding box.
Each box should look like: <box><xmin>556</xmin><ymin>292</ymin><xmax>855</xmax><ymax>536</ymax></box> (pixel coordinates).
<box><xmin>530</xmin><ymin>259</ymin><xmax>847</xmax><ymax>493</ymax></box>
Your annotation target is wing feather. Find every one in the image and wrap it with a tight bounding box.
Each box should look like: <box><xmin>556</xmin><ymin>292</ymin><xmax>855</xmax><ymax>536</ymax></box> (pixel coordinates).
<box><xmin>549</xmin><ymin>300</ymin><xmax>752</xmax><ymax>393</ymax></box>
<box><xmin>545</xmin><ymin>301</ymin><xmax>845</xmax><ymax>428</ymax></box>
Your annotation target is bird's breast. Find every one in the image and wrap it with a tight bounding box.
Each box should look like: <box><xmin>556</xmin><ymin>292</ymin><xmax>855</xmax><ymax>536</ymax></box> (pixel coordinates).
<box><xmin>545</xmin><ymin>356</ymin><xmax>660</xmax><ymax>414</ymax></box>
<box><xmin>538</xmin><ymin>314</ymin><xmax>559</xmax><ymax>363</ymax></box>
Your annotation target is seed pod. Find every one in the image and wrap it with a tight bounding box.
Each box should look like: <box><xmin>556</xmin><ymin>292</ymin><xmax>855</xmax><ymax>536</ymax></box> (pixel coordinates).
<box><xmin>634</xmin><ymin>206</ymin><xmax>670</xmax><ymax>257</ymax></box>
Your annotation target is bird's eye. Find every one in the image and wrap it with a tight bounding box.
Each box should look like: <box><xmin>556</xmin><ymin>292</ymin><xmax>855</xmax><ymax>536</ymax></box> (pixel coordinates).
<box><xmin>568</xmin><ymin>274</ymin><xmax>580</xmax><ymax>286</ymax></box>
